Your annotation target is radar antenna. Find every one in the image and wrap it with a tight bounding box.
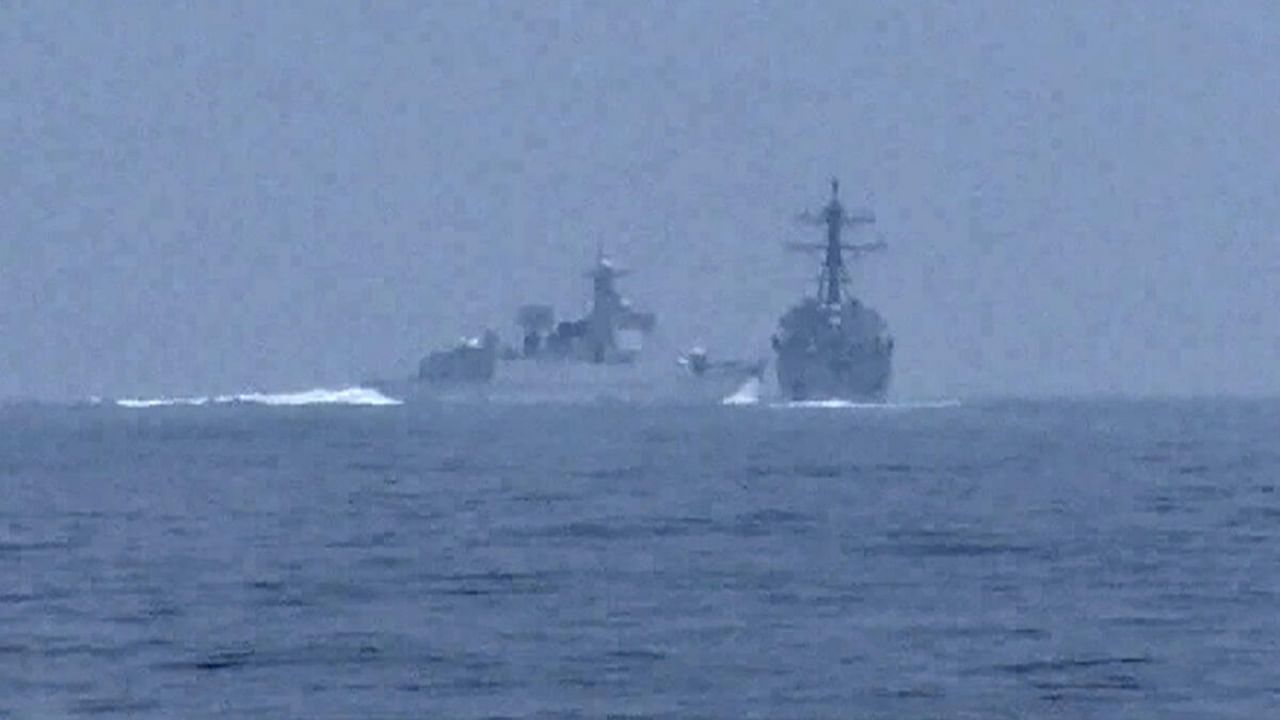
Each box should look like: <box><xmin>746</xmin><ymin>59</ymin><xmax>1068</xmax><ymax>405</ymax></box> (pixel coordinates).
<box><xmin>786</xmin><ymin>177</ymin><xmax>884</xmax><ymax>306</ymax></box>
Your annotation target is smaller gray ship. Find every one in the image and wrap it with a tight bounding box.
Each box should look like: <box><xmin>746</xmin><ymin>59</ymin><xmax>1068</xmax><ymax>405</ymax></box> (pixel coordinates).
<box><xmin>772</xmin><ymin>179</ymin><xmax>893</xmax><ymax>402</ymax></box>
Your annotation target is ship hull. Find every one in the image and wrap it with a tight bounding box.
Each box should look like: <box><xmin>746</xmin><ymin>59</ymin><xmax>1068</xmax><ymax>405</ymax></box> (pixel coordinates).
<box><xmin>771</xmin><ymin>298</ymin><xmax>893</xmax><ymax>403</ymax></box>
<box><xmin>775</xmin><ymin>345</ymin><xmax>891</xmax><ymax>402</ymax></box>
<box><xmin>374</xmin><ymin>359</ymin><xmax>758</xmax><ymax>407</ymax></box>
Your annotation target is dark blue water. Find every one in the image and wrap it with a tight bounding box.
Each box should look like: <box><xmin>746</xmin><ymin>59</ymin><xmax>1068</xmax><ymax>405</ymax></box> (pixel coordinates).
<box><xmin>2</xmin><ymin>399</ymin><xmax>1278</xmax><ymax>718</ymax></box>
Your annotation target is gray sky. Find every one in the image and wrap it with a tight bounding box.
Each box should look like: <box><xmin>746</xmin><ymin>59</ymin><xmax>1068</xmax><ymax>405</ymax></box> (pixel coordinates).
<box><xmin>3</xmin><ymin>1</ymin><xmax>1278</xmax><ymax>400</ymax></box>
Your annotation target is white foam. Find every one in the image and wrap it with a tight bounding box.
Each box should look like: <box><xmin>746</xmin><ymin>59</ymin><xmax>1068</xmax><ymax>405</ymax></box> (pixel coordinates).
<box><xmin>219</xmin><ymin>387</ymin><xmax>401</xmax><ymax>406</ymax></box>
<box><xmin>721</xmin><ymin>377</ymin><xmax>762</xmax><ymax>406</ymax></box>
<box><xmin>116</xmin><ymin>396</ymin><xmax>211</xmax><ymax>408</ymax></box>
<box><xmin>115</xmin><ymin>386</ymin><xmax>401</xmax><ymax>408</ymax></box>
<box><xmin>770</xmin><ymin>398</ymin><xmax>961</xmax><ymax>410</ymax></box>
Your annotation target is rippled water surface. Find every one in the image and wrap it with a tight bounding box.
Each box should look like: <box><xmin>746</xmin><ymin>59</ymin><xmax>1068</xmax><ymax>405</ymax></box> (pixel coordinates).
<box><xmin>2</xmin><ymin>399</ymin><xmax>1278</xmax><ymax>718</ymax></box>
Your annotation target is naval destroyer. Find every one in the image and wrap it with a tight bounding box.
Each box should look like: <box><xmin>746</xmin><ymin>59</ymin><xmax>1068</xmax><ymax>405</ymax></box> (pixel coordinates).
<box><xmin>771</xmin><ymin>179</ymin><xmax>893</xmax><ymax>401</ymax></box>
<box><xmin>371</xmin><ymin>248</ymin><xmax>758</xmax><ymax>404</ymax></box>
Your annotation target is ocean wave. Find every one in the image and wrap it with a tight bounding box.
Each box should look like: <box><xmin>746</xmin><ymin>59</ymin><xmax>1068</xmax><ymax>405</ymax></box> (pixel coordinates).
<box><xmin>115</xmin><ymin>387</ymin><xmax>401</xmax><ymax>408</ymax></box>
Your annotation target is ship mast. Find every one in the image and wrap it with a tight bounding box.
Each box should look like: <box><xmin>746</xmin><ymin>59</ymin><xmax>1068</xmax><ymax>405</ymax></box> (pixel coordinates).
<box><xmin>586</xmin><ymin>245</ymin><xmax>627</xmax><ymax>318</ymax></box>
<box><xmin>820</xmin><ymin>178</ymin><xmax>846</xmax><ymax>306</ymax></box>
<box><xmin>582</xmin><ymin>245</ymin><xmax>639</xmax><ymax>362</ymax></box>
<box><xmin>789</xmin><ymin>177</ymin><xmax>883</xmax><ymax>307</ymax></box>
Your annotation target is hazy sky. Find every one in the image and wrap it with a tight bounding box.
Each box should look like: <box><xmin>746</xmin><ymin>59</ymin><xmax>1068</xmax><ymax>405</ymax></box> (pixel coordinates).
<box><xmin>3</xmin><ymin>1</ymin><xmax>1278</xmax><ymax>400</ymax></box>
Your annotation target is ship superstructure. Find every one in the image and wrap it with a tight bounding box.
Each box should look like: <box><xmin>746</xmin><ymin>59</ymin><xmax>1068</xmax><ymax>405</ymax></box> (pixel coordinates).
<box><xmin>513</xmin><ymin>248</ymin><xmax>656</xmax><ymax>365</ymax></box>
<box><xmin>771</xmin><ymin>179</ymin><xmax>893</xmax><ymax>401</ymax></box>
<box><xmin>417</xmin><ymin>330</ymin><xmax>498</xmax><ymax>383</ymax></box>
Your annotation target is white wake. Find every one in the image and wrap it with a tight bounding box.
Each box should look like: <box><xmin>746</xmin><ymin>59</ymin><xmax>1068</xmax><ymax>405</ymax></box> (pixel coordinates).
<box><xmin>721</xmin><ymin>376</ymin><xmax>762</xmax><ymax>406</ymax></box>
<box><xmin>770</xmin><ymin>398</ymin><xmax>961</xmax><ymax>410</ymax></box>
<box><xmin>115</xmin><ymin>386</ymin><xmax>401</xmax><ymax>408</ymax></box>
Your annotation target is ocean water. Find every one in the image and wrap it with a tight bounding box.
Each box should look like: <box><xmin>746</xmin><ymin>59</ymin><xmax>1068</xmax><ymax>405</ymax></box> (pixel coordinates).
<box><xmin>1</xmin><ymin>397</ymin><xmax>1278</xmax><ymax>718</ymax></box>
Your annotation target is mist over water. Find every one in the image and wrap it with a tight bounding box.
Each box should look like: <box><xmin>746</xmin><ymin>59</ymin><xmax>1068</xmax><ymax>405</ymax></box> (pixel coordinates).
<box><xmin>3</xmin><ymin>2</ymin><xmax>1280</xmax><ymax>400</ymax></box>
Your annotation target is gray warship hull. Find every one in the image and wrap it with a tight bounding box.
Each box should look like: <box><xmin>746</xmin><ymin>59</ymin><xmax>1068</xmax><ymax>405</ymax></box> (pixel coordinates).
<box><xmin>374</xmin><ymin>357</ymin><xmax>758</xmax><ymax>406</ymax></box>
<box><xmin>772</xmin><ymin>297</ymin><xmax>893</xmax><ymax>402</ymax></box>
<box><xmin>775</xmin><ymin>344</ymin><xmax>891</xmax><ymax>402</ymax></box>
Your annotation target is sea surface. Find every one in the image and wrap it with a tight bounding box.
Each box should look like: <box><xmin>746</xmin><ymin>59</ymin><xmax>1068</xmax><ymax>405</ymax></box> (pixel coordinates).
<box><xmin>1</xmin><ymin>396</ymin><xmax>1278</xmax><ymax>718</ymax></box>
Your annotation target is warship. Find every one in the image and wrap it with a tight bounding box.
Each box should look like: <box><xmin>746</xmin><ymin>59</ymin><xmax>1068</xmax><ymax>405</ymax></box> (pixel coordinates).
<box><xmin>771</xmin><ymin>179</ymin><xmax>893</xmax><ymax>401</ymax></box>
<box><xmin>368</xmin><ymin>248</ymin><xmax>759</xmax><ymax>405</ymax></box>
